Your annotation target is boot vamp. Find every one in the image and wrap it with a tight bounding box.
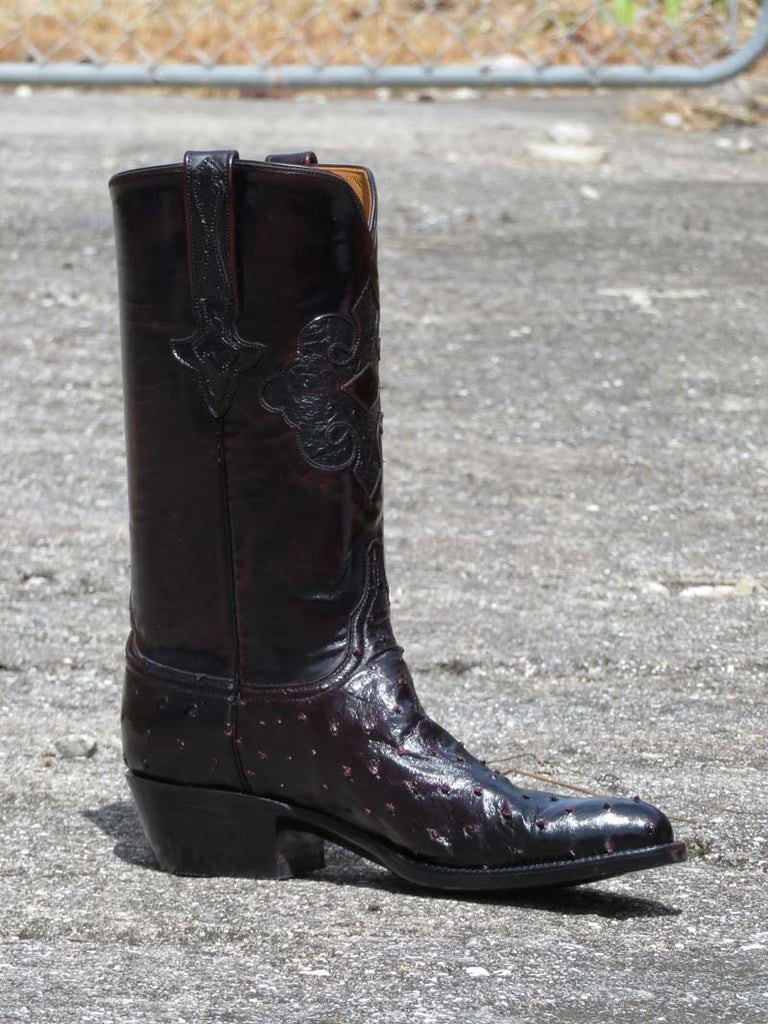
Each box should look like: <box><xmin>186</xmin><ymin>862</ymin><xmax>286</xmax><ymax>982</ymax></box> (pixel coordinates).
<box><xmin>238</xmin><ymin>651</ymin><xmax>674</xmax><ymax>869</ymax></box>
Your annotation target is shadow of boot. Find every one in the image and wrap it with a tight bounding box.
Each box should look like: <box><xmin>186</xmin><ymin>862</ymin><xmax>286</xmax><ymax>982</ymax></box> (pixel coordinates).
<box><xmin>310</xmin><ymin>845</ymin><xmax>683</xmax><ymax>918</ymax></box>
<box><xmin>82</xmin><ymin>800</ymin><xmax>159</xmax><ymax>871</ymax></box>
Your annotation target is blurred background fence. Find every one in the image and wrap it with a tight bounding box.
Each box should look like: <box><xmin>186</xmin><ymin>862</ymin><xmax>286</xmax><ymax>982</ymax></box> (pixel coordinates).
<box><xmin>1</xmin><ymin>0</ymin><xmax>767</xmax><ymax>88</ymax></box>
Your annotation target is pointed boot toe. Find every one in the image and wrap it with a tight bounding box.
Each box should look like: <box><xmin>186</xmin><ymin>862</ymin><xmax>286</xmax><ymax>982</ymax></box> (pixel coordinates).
<box><xmin>520</xmin><ymin>791</ymin><xmax>681</xmax><ymax>870</ymax></box>
<box><xmin>112</xmin><ymin>148</ymin><xmax>686</xmax><ymax>892</ymax></box>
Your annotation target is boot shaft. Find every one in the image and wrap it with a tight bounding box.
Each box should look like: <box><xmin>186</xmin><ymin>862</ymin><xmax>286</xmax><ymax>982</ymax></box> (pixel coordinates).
<box><xmin>111</xmin><ymin>151</ymin><xmax>381</xmax><ymax>685</ymax></box>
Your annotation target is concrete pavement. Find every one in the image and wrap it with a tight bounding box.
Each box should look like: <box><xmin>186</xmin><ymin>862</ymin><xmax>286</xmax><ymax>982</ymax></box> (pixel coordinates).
<box><xmin>1</xmin><ymin>88</ymin><xmax>766</xmax><ymax>1023</ymax></box>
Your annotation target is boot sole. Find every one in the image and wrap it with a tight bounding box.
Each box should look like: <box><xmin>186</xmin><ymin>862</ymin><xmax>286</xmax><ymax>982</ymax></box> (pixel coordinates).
<box><xmin>127</xmin><ymin>771</ymin><xmax>686</xmax><ymax>891</ymax></box>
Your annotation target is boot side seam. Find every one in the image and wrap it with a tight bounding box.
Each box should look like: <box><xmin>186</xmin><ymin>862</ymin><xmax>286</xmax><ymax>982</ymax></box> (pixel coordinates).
<box><xmin>217</xmin><ymin>416</ymin><xmax>250</xmax><ymax>790</ymax></box>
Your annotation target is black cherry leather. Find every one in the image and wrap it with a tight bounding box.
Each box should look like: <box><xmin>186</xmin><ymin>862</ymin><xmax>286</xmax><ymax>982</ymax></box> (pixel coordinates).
<box><xmin>111</xmin><ymin>150</ymin><xmax>684</xmax><ymax>886</ymax></box>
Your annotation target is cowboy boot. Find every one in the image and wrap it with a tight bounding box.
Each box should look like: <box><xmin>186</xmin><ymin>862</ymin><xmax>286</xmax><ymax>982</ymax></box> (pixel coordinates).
<box><xmin>110</xmin><ymin>148</ymin><xmax>685</xmax><ymax>890</ymax></box>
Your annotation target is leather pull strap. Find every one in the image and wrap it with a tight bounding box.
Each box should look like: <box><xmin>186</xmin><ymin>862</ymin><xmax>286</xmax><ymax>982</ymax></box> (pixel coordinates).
<box><xmin>171</xmin><ymin>150</ymin><xmax>264</xmax><ymax>419</ymax></box>
<box><xmin>265</xmin><ymin>150</ymin><xmax>318</xmax><ymax>166</ymax></box>
<box><xmin>183</xmin><ymin>149</ymin><xmax>241</xmax><ymax>313</ymax></box>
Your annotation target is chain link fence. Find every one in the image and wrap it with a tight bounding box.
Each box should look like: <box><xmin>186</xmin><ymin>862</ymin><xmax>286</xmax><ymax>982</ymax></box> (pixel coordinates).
<box><xmin>1</xmin><ymin>1</ymin><xmax>767</xmax><ymax>88</ymax></box>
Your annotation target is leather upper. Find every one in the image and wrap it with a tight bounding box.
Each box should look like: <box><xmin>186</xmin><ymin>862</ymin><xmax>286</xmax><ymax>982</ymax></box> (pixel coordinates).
<box><xmin>115</xmin><ymin>151</ymin><xmax>676</xmax><ymax>871</ymax></box>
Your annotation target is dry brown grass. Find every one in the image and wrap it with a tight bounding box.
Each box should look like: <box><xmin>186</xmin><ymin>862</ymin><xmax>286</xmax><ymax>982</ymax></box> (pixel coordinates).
<box><xmin>0</xmin><ymin>0</ymin><xmax>760</xmax><ymax>69</ymax></box>
<box><xmin>628</xmin><ymin>87</ymin><xmax>768</xmax><ymax>128</ymax></box>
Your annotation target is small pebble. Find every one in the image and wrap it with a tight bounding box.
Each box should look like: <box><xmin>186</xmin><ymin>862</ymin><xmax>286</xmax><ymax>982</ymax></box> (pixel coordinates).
<box><xmin>451</xmin><ymin>87</ymin><xmax>479</xmax><ymax>101</ymax></box>
<box><xmin>547</xmin><ymin>121</ymin><xmax>595</xmax><ymax>144</ymax></box>
<box><xmin>679</xmin><ymin>584</ymin><xmax>735</xmax><ymax>600</ymax></box>
<box><xmin>54</xmin><ymin>735</ymin><xmax>98</xmax><ymax>759</ymax></box>
<box><xmin>525</xmin><ymin>142</ymin><xmax>609</xmax><ymax>166</ymax></box>
<box><xmin>643</xmin><ymin>581</ymin><xmax>670</xmax><ymax>598</ymax></box>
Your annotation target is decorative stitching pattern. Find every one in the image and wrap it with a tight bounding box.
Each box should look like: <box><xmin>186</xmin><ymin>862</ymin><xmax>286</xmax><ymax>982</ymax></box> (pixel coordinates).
<box><xmin>172</xmin><ymin>152</ymin><xmax>264</xmax><ymax>419</ymax></box>
<box><xmin>259</xmin><ymin>280</ymin><xmax>383</xmax><ymax>498</ymax></box>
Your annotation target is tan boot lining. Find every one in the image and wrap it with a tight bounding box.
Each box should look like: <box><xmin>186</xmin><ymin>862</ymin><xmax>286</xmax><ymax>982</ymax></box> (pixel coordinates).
<box><xmin>319</xmin><ymin>165</ymin><xmax>373</xmax><ymax>225</ymax></box>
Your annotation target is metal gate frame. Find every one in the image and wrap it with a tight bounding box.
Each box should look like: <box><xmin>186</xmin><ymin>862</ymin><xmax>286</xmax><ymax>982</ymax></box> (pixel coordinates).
<box><xmin>1</xmin><ymin>1</ymin><xmax>767</xmax><ymax>89</ymax></box>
